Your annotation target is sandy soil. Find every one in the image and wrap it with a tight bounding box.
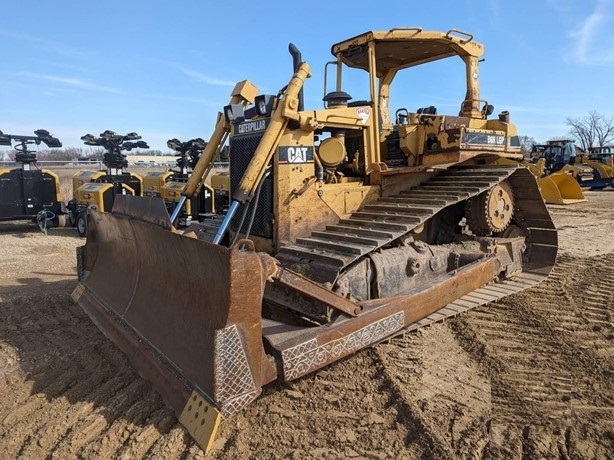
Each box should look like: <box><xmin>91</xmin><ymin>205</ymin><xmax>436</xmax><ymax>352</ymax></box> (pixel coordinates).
<box><xmin>0</xmin><ymin>190</ymin><xmax>613</xmax><ymax>459</ymax></box>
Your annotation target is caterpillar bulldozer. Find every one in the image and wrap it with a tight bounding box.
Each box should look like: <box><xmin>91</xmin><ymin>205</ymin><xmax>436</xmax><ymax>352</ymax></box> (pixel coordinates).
<box><xmin>0</xmin><ymin>129</ymin><xmax>66</xmax><ymax>231</ymax></box>
<box><xmin>72</xmin><ymin>28</ymin><xmax>558</xmax><ymax>452</ymax></box>
<box><xmin>67</xmin><ymin>130</ymin><xmax>148</xmax><ymax>236</ymax></box>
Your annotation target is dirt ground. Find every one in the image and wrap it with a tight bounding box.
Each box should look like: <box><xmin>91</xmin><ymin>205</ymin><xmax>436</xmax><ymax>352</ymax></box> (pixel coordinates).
<box><xmin>0</xmin><ymin>188</ymin><xmax>613</xmax><ymax>459</ymax></box>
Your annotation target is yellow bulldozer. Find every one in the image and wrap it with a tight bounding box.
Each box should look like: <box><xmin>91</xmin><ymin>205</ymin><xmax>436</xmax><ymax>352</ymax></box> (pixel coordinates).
<box><xmin>72</xmin><ymin>28</ymin><xmax>558</xmax><ymax>452</ymax></box>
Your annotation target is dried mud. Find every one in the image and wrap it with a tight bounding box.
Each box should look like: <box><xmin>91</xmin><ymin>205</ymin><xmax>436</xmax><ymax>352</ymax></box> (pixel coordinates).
<box><xmin>1</xmin><ymin>191</ymin><xmax>613</xmax><ymax>459</ymax></box>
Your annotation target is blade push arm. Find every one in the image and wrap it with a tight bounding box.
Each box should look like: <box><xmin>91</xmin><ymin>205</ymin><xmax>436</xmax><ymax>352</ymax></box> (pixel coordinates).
<box><xmin>213</xmin><ymin>62</ymin><xmax>311</xmax><ymax>244</ymax></box>
<box><xmin>169</xmin><ymin>81</ymin><xmax>258</xmax><ymax>224</ymax></box>
<box><xmin>182</xmin><ymin>80</ymin><xmax>259</xmax><ymax>198</ymax></box>
<box><xmin>233</xmin><ymin>62</ymin><xmax>311</xmax><ymax>203</ymax></box>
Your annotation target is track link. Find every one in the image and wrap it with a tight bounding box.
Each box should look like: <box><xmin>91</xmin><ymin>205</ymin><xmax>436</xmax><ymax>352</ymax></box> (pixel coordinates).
<box><xmin>276</xmin><ymin>164</ymin><xmax>557</xmax><ymax>319</ymax></box>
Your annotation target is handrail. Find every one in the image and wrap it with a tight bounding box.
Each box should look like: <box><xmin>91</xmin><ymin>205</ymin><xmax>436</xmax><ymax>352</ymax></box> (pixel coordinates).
<box><xmin>445</xmin><ymin>29</ymin><xmax>474</xmax><ymax>44</ymax></box>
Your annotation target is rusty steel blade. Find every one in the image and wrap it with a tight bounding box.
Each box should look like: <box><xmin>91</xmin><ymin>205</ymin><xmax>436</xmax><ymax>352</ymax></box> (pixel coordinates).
<box><xmin>74</xmin><ymin>196</ymin><xmax>277</xmax><ymax>434</ymax></box>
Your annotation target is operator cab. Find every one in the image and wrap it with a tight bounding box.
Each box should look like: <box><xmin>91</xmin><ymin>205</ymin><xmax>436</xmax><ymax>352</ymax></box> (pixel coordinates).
<box><xmin>588</xmin><ymin>146</ymin><xmax>614</xmax><ymax>164</ymax></box>
<box><xmin>326</xmin><ymin>28</ymin><xmax>521</xmax><ymax>171</ymax></box>
<box><xmin>532</xmin><ymin>140</ymin><xmax>577</xmax><ymax>173</ymax></box>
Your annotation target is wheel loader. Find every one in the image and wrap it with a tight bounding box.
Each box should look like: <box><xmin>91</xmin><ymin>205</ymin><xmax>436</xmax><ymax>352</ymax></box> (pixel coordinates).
<box><xmin>532</xmin><ymin>139</ymin><xmax>614</xmax><ymax>198</ymax></box>
<box><xmin>67</xmin><ymin>130</ymin><xmax>148</xmax><ymax>236</ymax></box>
<box><xmin>494</xmin><ymin>140</ymin><xmax>588</xmax><ymax>205</ymax></box>
<box><xmin>0</xmin><ymin>129</ymin><xmax>66</xmax><ymax>231</ymax></box>
<box><xmin>579</xmin><ymin>145</ymin><xmax>614</xmax><ymax>189</ymax></box>
<box><xmin>72</xmin><ymin>28</ymin><xmax>558</xmax><ymax>452</ymax></box>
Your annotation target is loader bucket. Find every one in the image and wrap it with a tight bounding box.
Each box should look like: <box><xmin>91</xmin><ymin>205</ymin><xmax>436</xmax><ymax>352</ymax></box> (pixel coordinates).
<box><xmin>73</xmin><ymin>196</ymin><xmax>276</xmax><ymax>451</ymax></box>
<box><xmin>537</xmin><ymin>172</ymin><xmax>586</xmax><ymax>204</ymax></box>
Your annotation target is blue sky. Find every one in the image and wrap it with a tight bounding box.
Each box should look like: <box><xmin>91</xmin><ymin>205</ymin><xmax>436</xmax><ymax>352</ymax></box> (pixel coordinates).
<box><xmin>1</xmin><ymin>0</ymin><xmax>613</xmax><ymax>152</ymax></box>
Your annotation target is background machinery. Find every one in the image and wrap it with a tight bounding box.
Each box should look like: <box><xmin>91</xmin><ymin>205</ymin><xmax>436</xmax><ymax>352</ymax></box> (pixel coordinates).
<box><xmin>531</xmin><ymin>139</ymin><xmax>593</xmax><ymax>181</ymax></box>
<box><xmin>161</xmin><ymin>137</ymin><xmax>216</xmax><ymax>226</ymax></box>
<box><xmin>142</xmin><ymin>138</ymin><xmax>230</xmax><ymax>226</ymax></box>
<box><xmin>0</xmin><ymin>129</ymin><xmax>65</xmax><ymax>231</ymax></box>
<box><xmin>73</xmin><ymin>29</ymin><xmax>558</xmax><ymax>451</ymax></box>
<box><xmin>142</xmin><ymin>170</ymin><xmax>172</xmax><ymax>198</ymax></box>
<box><xmin>67</xmin><ymin>130</ymin><xmax>148</xmax><ymax>236</ymax></box>
<box><xmin>579</xmin><ymin>145</ymin><xmax>614</xmax><ymax>188</ymax></box>
<box><xmin>588</xmin><ymin>145</ymin><xmax>614</xmax><ymax>158</ymax></box>
<box><xmin>520</xmin><ymin>140</ymin><xmax>588</xmax><ymax>204</ymax></box>
<box><xmin>530</xmin><ymin>139</ymin><xmax>614</xmax><ymax>195</ymax></box>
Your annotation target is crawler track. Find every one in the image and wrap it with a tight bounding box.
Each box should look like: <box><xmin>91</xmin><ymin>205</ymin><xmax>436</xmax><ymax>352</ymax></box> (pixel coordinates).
<box><xmin>278</xmin><ymin>164</ymin><xmax>557</xmax><ymax>312</ymax></box>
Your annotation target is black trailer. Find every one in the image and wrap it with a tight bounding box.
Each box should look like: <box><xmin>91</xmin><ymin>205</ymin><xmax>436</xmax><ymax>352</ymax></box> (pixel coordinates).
<box><xmin>0</xmin><ymin>129</ymin><xmax>66</xmax><ymax>229</ymax></box>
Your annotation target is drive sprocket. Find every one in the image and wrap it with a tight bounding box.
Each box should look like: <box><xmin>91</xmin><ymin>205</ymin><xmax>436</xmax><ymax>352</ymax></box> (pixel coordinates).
<box><xmin>466</xmin><ymin>180</ymin><xmax>514</xmax><ymax>235</ymax></box>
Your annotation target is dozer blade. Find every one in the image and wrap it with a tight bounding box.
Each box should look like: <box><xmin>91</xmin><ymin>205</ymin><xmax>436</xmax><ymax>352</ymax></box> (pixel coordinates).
<box><xmin>72</xmin><ymin>196</ymin><xmax>277</xmax><ymax>452</ymax></box>
<box><xmin>538</xmin><ymin>172</ymin><xmax>586</xmax><ymax>204</ymax></box>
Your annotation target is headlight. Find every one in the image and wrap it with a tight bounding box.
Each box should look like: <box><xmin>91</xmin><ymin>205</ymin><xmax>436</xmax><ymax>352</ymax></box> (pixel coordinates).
<box><xmin>255</xmin><ymin>94</ymin><xmax>276</xmax><ymax>117</ymax></box>
<box><xmin>223</xmin><ymin>104</ymin><xmax>245</xmax><ymax>123</ymax></box>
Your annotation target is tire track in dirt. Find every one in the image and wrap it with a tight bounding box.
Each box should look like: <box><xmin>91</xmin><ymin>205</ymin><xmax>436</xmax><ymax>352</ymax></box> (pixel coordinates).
<box><xmin>372</xmin><ymin>324</ymin><xmax>492</xmax><ymax>459</ymax></box>
<box><xmin>110</xmin><ymin>407</ymin><xmax>177</xmax><ymax>460</ymax></box>
<box><xmin>139</xmin><ymin>426</ymin><xmax>196</xmax><ymax>460</ymax></box>
<box><xmin>1</xmin><ymin>318</ymin><xmax>127</xmax><ymax>457</ymax></box>
<box><xmin>18</xmin><ymin>373</ymin><xmax>135</xmax><ymax>459</ymax></box>
<box><xmin>48</xmin><ymin>391</ymin><xmax>166</xmax><ymax>459</ymax></box>
<box><xmin>73</xmin><ymin>380</ymin><xmax>168</xmax><ymax>458</ymax></box>
<box><xmin>204</xmin><ymin>349</ymin><xmax>418</xmax><ymax>459</ymax></box>
<box><xmin>0</xmin><ymin>285</ymin><xmax>185</xmax><ymax>459</ymax></box>
<box><xmin>526</xmin><ymin>255</ymin><xmax>614</xmax><ymax>416</ymax></box>
<box><xmin>364</xmin><ymin>252</ymin><xmax>614</xmax><ymax>459</ymax></box>
<box><xmin>0</xmin><ymin>290</ymin><xmax>92</xmax><ymax>456</ymax></box>
<box><xmin>448</xmin><ymin>253</ymin><xmax>614</xmax><ymax>457</ymax></box>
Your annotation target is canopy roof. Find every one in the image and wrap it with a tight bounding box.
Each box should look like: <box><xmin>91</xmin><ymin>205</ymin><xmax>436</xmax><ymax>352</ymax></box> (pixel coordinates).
<box><xmin>331</xmin><ymin>28</ymin><xmax>484</xmax><ymax>75</ymax></box>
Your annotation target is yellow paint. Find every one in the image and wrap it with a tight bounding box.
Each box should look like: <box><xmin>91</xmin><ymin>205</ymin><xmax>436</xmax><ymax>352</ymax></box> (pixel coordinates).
<box><xmin>143</xmin><ymin>171</ymin><xmax>172</xmax><ymax>197</ymax></box>
<box><xmin>72</xmin><ymin>170</ymin><xmax>105</xmax><ymax>197</ymax></box>
<box><xmin>41</xmin><ymin>169</ymin><xmax>62</xmax><ymax>201</ymax></box>
<box><xmin>178</xmin><ymin>391</ymin><xmax>222</xmax><ymax>454</ymax></box>
<box><xmin>75</xmin><ymin>182</ymin><xmax>113</xmax><ymax>211</ymax></box>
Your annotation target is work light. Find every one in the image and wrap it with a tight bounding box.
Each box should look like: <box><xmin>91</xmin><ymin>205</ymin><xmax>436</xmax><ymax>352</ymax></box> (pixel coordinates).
<box><xmin>223</xmin><ymin>104</ymin><xmax>245</xmax><ymax>123</ymax></box>
<box><xmin>255</xmin><ymin>94</ymin><xmax>276</xmax><ymax>117</ymax></box>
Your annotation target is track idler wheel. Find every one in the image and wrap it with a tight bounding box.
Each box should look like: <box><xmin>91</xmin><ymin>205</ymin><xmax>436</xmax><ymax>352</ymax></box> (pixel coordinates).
<box><xmin>467</xmin><ymin>180</ymin><xmax>514</xmax><ymax>235</ymax></box>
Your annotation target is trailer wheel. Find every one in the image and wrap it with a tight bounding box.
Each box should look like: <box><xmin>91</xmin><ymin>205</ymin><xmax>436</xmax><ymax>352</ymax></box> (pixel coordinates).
<box><xmin>68</xmin><ymin>211</ymin><xmax>77</xmax><ymax>227</ymax></box>
<box><xmin>77</xmin><ymin>211</ymin><xmax>87</xmax><ymax>237</ymax></box>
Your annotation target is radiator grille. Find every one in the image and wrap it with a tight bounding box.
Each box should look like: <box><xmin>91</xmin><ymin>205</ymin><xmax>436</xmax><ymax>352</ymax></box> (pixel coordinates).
<box><xmin>229</xmin><ymin>131</ymin><xmax>273</xmax><ymax>238</ymax></box>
